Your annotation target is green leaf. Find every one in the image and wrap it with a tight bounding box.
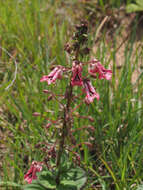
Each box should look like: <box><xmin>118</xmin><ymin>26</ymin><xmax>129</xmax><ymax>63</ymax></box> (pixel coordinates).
<box><xmin>61</xmin><ymin>180</ymin><xmax>76</xmax><ymax>186</ymax></box>
<box><xmin>126</xmin><ymin>4</ymin><xmax>143</xmax><ymax>12</ymax></box>
<box><xmin>39</xmin><ymin>180</ymin><xmax>56</xmax><ymax>189</ymax></box>
<box><xmin>38</xmin><ymin>171</ymin><xmax>57</xmax><ymax>189</ymax></box>
<box><xmin>137</xmin><ymin>184</ymin><xmax>143</xmax><ymax>190</ymax></box>
<box><xmin>126</xmin><ymin>0</ymin><xmax>143</xmax><ymax>13</ymax></box>
<box><xmin>61</xmin><ymin>167</ymin><xmax>87</xmax><ymax>190</ymax></box>
<box><xmin>38</xmin><ymin>170</ymin><xmax>54</xmax><ymax>180</ymax></box>
<box><xmin>58</xmin><ymin>183</ymin><xmax>77</xmax><ymax>190</ymax></box>
<box><xmin>0</xmin><ymin>181</ymin><xmax>21</xmax><ymax>188</ymax></box>
<box><xmin>136</xmin><ymin>0</ymin><xmax>143</xmax><ymax>6</ymax></box>
<box><xmin>23</xmin><ymin>180</ymin><xmax>46</xmax><ymax>190</ymax></box>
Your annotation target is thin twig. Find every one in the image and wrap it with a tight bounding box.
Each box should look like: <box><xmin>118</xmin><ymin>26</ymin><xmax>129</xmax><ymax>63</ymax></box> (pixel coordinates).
<box><xmin>95</xmin><ymin>16</ymin><xmax>110</xmax><ymax>41</ymax></box>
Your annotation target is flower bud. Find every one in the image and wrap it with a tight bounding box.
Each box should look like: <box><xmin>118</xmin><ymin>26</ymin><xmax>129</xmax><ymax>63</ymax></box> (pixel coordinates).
<box><xmin>46</xmin><ymin>123</ymin><xmax>51</xmax><ymax>129</ymax></box>
<box><xmin>47</xmin><ymin>95</ymin><xmax>53</xmax><ymax>101</ymax></box>
<box><xmin>83</xmin><ymin>142</ymin><xmax>93</xmax><ymax>148</ymax></box>
<box><xmin>88</xmin><ymin>116</ymin><xmax>94</xmax><ymax>122</ymax></box>
<box><xmin>32</xmin><ymin>112</ymin><xmax>41</xmax><ymax>116</ymax></box>
<box><xmin>43</xmin><ymin>89</ymin><xmax>49</xmax><ymax>94</ymax></box>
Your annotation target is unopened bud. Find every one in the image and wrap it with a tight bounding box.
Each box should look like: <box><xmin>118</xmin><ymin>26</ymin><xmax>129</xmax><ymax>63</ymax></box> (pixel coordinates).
<box><xmin>75</xmin><ymin>153</ymin><xmax>80</xmax><ymax>162</ymax></box>
<box><xmin>32</xmin><ymin>112</ymin><xmax>41</xmax><ymax>116</ymax></box>
<box><xmin>88</xmin><ymin>116</ymin><xmax>94</xmax><ymax>122</ymax></box>
<box><xmin>47</xmin><ymin>95</ymin><xmax>53</xmax><ymax>101</ymax></box>
<box><xmin>35</xmin><ymin>143</ymin><xmax>41</xmax><ymax>148</ymax></box>
<box><xmin>89</xmin><ymin>137</ymin><xmax>94</xmax><ymax>141</ymax></box>
<box><xmin>43</xmin><ymin>89</ymin><xmax>49</xmax><ymax>94</ymax></box>
<box><xmin>46</xmin><ymin>123</ymin><xmax>51</xmax><ymax>129</ymax></box>
<box><xmin>74</xmin><ymin>112</ymin><xmax>79</xmax><ymax>117</ymax></box>
<box><xmin>82</xmin><ymin>47</ymin><xmax>90</xmax><ymax>55</ymax></box>
<box><xmin>83</xmin><ymin>142</ymin><xmax>93</xmax><ymax>148</ymax></box>
<box><xmin>42</xmin><ymin>148</ymin><xmax>47</xmax><ymax>152</ymax></box>
<box><xmin>64</xmin><ymin>43</ymin><xmax>72</xmax><ymax>54</ymax></box>
<box><xmin>88</xmin><ymin>125</ymin><xmax>95</xmax><ymax>132</ymax></box>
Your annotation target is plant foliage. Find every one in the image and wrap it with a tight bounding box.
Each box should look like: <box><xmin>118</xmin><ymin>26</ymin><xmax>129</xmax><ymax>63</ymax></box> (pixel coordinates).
<box><xmin>126</xmin><ymin>0</ymin><xmax>143</xmax><ymax>13</ymax></box>
<box><xmin>23</xmin><ymin>166</ymin><xmax>86</xmax><ymax>190</ymax></box>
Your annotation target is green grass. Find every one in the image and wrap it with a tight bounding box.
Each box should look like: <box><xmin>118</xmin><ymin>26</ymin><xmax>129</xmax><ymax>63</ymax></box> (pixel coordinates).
<box><xmin>0</xmin><ymin>0</ymin><xmax>143</xmax><ymax>190</ymax></box>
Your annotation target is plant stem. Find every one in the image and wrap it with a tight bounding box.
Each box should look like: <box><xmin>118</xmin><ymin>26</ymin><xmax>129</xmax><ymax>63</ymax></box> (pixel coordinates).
<box><xmin>56</xmin><ymin>83</ymin><xmax>73</xmax><ymax>185</ymax></box>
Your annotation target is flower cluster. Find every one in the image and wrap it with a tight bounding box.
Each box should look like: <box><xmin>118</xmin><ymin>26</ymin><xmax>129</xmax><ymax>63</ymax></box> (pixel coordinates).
<box><xmin>88</xmin><ymin>59</ymin><xmax>112</xmax><ymax>80</ymax></box>
<box><xmin>24</xmin><ymin>161</ymin><xmax>43</xmax><ymax>184</ymax></box>
<box><xmin>40</xmin><ymin>66</ymin><xmax>63</xmax><ymax>85</ymax></box>
<box><xmin>40</xmin><ymin>59</ymin><xmax>112</xmax><ymax>104</ymax></box>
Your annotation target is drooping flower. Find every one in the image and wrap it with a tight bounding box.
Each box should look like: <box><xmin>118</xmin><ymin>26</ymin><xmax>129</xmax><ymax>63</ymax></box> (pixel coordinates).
<box><xmin>71</xmin><ymin>61</ymin><xmax>83</xmax><ymax>86</ymax></box>
<box><xmin>88</xmin><ymin>59</ymin><xmax>112</xmax><ymax>80</ymax></box>
<box><xmin>83</xmin><ymin>79</ymin><xmax>99</xmax><ymax>104</ymax></box>
<box><xmin>24</xmin><ymin>161</ymin><xmax>42</xmax><ymax>184</ymax></box>
<box><xmin>40</xmin><ymin>66</ymin><xmax>63</xmax><ymax>85</ymax></box>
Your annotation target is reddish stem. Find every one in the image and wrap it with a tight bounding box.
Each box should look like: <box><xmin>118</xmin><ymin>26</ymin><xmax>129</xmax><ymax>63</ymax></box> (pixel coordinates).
<box><xmin>56</xmin><ymin>83</ymin><xmax>73</xmax><ymax>184</ymax></box>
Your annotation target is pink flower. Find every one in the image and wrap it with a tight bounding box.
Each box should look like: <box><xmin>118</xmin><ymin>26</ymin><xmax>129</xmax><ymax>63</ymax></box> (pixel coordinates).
<box><xmin>71</xmin><ymin>62</ymin><xmax>83</xmax><ymax>86</ymax></box>
<box><xmin>88</xmin><ymin>59</ymin><xmax>112</xmax><ymax>80</ymax></box>
<box><xmin>24</xmin><ymin>161</ymin><xmax>42</xmax><ymax>184</ymax></box>
<box><xmin>46</xmin><ymin>123</ymin><xmax>51</xmax><ymax>129</ymax></box>
<box><xmin>40</xmin><ymin>66</ymin><xmax>62</xmax><ymax>85</ymax></box>
<box><xmin>83</xmin><ymin>79</ymin><xmax>99</xmax><ymax>104</ymax></box>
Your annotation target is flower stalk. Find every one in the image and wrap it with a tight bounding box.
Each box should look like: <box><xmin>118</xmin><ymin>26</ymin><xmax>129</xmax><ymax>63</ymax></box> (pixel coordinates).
<box><xmin>24</xmin><ymin>20</ymin><xmax>112</xmax><ymax>188</ymax></box>
<box><xmin>56</xmin><ymin>84</ymin><xmax>73</xmax><ymax>184</ymax></box>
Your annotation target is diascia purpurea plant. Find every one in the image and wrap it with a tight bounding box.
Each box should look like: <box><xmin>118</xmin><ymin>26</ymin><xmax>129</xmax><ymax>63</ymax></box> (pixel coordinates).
<box><xmin>23</xmin><ymin>21</ymin><xmax>112</xmax><ymax>190</ymax></box>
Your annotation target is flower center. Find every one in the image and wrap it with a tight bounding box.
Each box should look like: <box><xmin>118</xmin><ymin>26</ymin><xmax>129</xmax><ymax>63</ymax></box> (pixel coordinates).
<box><xmin>74</xmin><ymin>73</ymin><xmax>80</xmax><ymax>81</ymax></box>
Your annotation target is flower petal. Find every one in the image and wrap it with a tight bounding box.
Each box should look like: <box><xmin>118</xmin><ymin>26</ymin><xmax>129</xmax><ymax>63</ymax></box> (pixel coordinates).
<box><xmin>88</xmin><ymin>60</ymin><xmax>112</xmax><ymax>80</ymax></box>
<box><xmin>40</xmin><ymin>67</ymin><xmax>63</xmax><ymax>85</ymax></box>
<box><xmin>71</xmin><ymin>62</ymin><xmax>83</xmax><ymax>86</ymax></box>
<box><xmin>83</xmin><ymin>79</ymin><xmax>99</xmax><ymax>104</ymax></box>
<box><xmin>24</xmin><ymin>161</ymin><xmax>42</xmax><ymax>184</ymax></box>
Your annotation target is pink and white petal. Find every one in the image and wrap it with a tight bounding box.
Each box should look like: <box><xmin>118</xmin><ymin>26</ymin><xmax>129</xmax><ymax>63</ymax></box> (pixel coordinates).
<box><xmin>104</xmin><ymin>71</ymin><xmax>112</xmax><ymax>80</ymax></box>
<box><xmin>94</xmin><ymin>91</ymin><xmax>100</xmax><ymax>100</ymax></box>
<box><xmin>40</xmin><ymin>75</ymin><xmax>49</xmax><ymax>82</ymax></box>
<box><xmin>24</xmin><ymin>176</ymin><xmax>33</xmax><ymax>184</ymax></box>
<box><xmin>48</xmin><ymin>67</ymin><xmax>59</xmax><ymax>77</ymax></box>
